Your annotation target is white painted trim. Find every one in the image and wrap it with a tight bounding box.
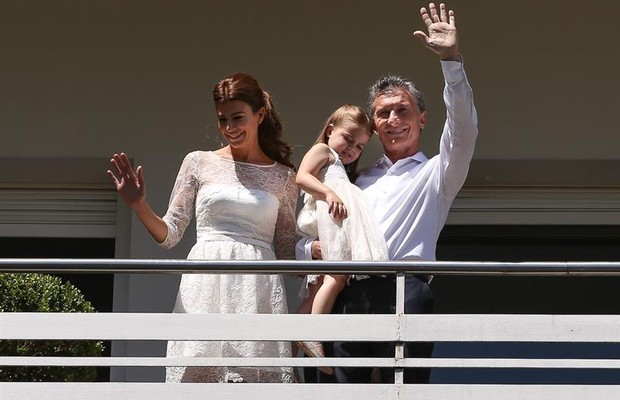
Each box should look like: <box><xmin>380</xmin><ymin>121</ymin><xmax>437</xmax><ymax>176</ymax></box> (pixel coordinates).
<box><xmin>3</xmin><ymin>313</ymin><xmax>620</xmax><ymax>343</ymax></box>
<box><xmin>402</xmin><ymin>314</ymin><xmax>620</xmax><ymax>342</ymax></box>
<box><xmin>449</xmin><ymin>187</ymin><xmax>620</xmax><ymax>225</ymax></box>
<box><xmin>1</xmin><ymin>383</ymin><xmax>619</xmax><ymax>400</ymax></box>
<box><xmin>0</xmin><ymin>313</ymin><xmax>398</xmax><ymax>341</ymax></box>
<box><xmin>400</xmin><ymin>384</ymin><xmax>620</xmax><ymax>400</ymax></box>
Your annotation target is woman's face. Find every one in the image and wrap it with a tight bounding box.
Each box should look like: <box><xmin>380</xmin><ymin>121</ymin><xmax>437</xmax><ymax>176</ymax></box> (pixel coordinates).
<box><xmin>216</xmin><ymin>100</ymin><xmax>265</xmax><ymax>148</ymax></box>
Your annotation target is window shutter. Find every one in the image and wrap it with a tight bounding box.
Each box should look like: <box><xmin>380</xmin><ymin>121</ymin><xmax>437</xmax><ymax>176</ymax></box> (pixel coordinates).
<box><xmin>0</xmin><ymin>188</ymin><xmax>117</xmax><ymax>238</ymax></box>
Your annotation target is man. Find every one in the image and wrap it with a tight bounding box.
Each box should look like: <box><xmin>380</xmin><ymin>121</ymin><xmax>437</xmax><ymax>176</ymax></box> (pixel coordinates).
<box><xmin>297</xmin><ymin>2</ymin><xmax>478</xmax><ymax>383</ymax></box>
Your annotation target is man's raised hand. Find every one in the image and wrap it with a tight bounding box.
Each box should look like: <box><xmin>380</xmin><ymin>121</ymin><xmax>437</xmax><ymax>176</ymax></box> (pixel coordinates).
<box><xmin>413</xmin><ymin>3</ymin><xmax>459</xmax><ymax>61</ymax></box>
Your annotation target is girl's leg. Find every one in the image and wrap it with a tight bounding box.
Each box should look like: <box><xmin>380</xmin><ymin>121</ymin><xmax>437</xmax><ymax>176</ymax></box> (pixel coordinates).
<box><xmin>295</xmin><ymin>275</ymin><xmax>344</xmax><ymax>374</ymax></box>
<box><xmin>294</xmin><ymin>277</ymin><xmax>323</xmax><ymax>360</ymax></box>
<box><xmin>310</xmin><ymin>274</ymin><xmax>349</xmax><ymax>314</ymax></box>
<box><xmin>295</xmin><ymin>275</ymin><xmax>324</xmax><ymax>314</ymax></box>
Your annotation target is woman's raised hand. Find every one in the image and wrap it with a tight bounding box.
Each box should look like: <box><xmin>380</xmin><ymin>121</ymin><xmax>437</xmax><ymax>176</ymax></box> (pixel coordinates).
<box><xmin>107</xmin><ymin>152</ymin><xmax>168</xmax><ymax>243</ymax></box>
<box><xmin>107</xmin><ymin>152</ymin><xmax>146</xmax><ymax>208</ymax></box>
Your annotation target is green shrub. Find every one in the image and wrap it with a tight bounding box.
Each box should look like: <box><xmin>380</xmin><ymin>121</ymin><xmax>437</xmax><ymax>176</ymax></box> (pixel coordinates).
<box><xmin>0</xmin><ymin>273</ymin><xmax>104</xmax><ymax>382</ymax></box>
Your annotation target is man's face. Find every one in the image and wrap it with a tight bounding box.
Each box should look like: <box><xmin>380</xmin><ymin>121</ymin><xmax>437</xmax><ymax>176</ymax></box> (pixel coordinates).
<box><xmin>372</xmin><ymin>89</ymin><xmax>426</xmax><ymax>159</ymax></box>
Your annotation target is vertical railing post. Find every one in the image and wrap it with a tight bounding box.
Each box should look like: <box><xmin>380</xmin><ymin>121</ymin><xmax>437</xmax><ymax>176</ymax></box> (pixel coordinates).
<box><xmin>394</xmin><ymin>272</ymin><xmax>406</xmax><ymax>384</ymax></box>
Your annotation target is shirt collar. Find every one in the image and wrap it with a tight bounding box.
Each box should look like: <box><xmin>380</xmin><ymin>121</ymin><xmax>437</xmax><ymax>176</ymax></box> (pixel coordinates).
<box><xmin>377</xmin><ymin>151</ymin><xmax>428</xmax><ymax>169</ymax></box>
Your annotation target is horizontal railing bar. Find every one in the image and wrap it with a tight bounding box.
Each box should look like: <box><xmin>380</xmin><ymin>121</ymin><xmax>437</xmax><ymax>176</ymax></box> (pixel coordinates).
<box><xmin>410</xmin><ymin>358</ymin><xmax>620</xmax><ymax>369</ymax></box>
<box><xmin>0</xmin><ymin>383</ymin><xmax>401</xmax><ymax>400</ymax></box>
<box><xmin>2</xmin><ymin>258</ymin><xmax>620</xmax><ymax>275</ymax></box>
<box><xmin>0</xmin><ymin>356</ymin><xmax>390</xmax><ymax>368</ymax></box>
<box><xmin>2</xmin><ymin>383</ymin><xmax>620</xmax><ymax>400</ymax></box>
<box><xmin>3</xmin><ymin>313</ymin><xmax>620</xmax><ymax>342</ymax></box>
<box><xmin>2</xmin><ymin>356</ymin><xmax>620</xmax><ymax>369</ymax></box>
<box><xmin>402</xmin><ymin>314</ymin><xmax>620</xmax><ymax>342</ymax></box>
<box><xmin>0</xmin><ymin>313</ymin><xmax>399</xmax><ymax>341</ymax></box>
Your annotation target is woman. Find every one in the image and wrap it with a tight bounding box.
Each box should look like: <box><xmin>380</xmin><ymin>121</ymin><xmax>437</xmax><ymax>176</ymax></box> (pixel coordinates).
<box><xmin>107</xmin><ymin>73</ymin><xmax>298</xmax><ymax>383</ymax></box>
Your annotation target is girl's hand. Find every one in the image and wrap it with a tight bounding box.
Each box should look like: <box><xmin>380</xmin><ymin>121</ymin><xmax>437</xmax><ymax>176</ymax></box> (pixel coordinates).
<box><xmin>326</xmin><ymin>191</ymin><xmax>348</xmax><ymax>221</ymax></box>
<box><xmin>107</xmin><ymin>152</ymin><xmax>146</xmax><ymax>209</ymax></box>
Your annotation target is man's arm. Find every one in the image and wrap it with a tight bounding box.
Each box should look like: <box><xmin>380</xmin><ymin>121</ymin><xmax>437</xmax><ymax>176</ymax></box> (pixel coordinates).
<box><xmin>414</xmin><ymin>3</ymin><xmax>478</xmax><ymax>199</ymax></box>
<box><xmin>438</xmin><ymin>58</ymin><xmax>478</xmax><ymax>199</ymax></box>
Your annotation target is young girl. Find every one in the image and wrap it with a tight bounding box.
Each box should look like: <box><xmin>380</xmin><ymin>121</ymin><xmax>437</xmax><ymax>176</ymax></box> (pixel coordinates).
<box><xmin>295</xmin><ymin>105</ymin><xmax>389</xmax><ymax>367</ymax></box>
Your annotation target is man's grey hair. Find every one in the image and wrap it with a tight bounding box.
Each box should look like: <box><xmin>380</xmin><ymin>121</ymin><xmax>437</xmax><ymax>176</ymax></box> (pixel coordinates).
<box><xmin>368</xmin><ymin>75</ymin><xmax>425</xmax><ymax>115</ymax></box>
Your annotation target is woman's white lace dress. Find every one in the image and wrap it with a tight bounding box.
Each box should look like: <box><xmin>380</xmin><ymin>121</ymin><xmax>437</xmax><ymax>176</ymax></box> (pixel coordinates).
<box><xmin>159</xmin><ymin>151</ymin><xmax>298</xmax><ymax>383</ymax></box>
<box><xmin>297</xmin><ymin>148</ymin><xmax>389</xmax><ymax>290</ymax></box>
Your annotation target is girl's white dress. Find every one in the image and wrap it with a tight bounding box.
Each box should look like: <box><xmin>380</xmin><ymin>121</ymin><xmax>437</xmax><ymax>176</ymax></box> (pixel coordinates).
<box><xmin>297</xmin><ymin>147</ymin><xmax>389</xmax><ymax>288</ymax></box>
<box><xmin>159</xmin><ymin>151</ymin><xmax>298</xmax><ymax>383</ymax></box>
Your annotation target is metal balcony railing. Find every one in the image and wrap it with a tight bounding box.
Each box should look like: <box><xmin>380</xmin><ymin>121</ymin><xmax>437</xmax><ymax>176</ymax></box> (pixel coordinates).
<box><xmin>1</xmin><ymin>259</ymin><xmax>620</xmax><ymax>400</ymax></box>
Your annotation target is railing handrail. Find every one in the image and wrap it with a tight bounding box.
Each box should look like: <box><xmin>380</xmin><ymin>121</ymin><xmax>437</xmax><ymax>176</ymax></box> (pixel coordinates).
<box><xmin>1</xmin><ymin>258</ymin><xmax>620</xmax><ymax>275</ymax></box>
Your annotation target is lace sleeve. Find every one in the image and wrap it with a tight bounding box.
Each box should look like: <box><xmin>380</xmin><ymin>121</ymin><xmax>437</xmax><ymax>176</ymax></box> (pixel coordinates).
<box><xmin>159</xmin><ymin>152</ymin><xmax>198</xmax><ymax>249</ymax></box>
<box><xmin>273</xmin><ymin>169</ymin><xmax>298</xmax><ymax>260</ymax></box>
